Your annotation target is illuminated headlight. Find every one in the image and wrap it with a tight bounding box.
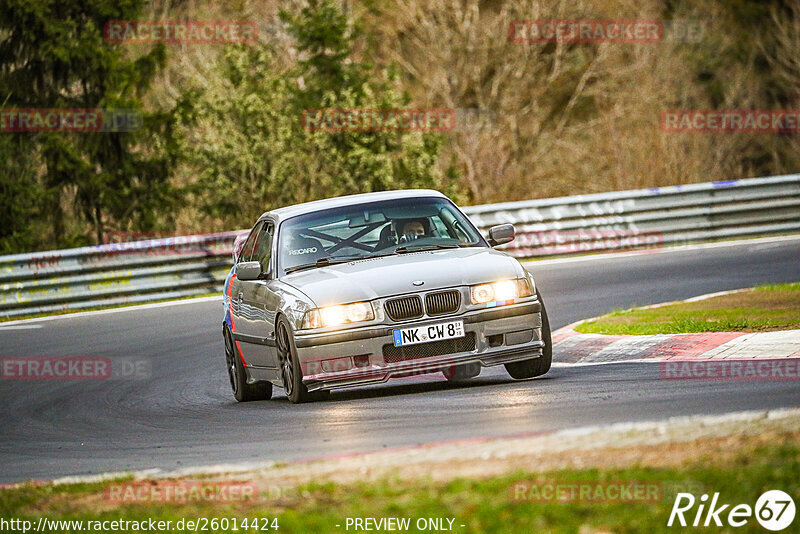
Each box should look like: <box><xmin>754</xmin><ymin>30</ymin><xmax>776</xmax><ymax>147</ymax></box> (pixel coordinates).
<box><xmin>302</xmin><ymin>302</ymin><xmax>374</xmax><ymax>329</ymax></box>
<box><xmin>470</xmin><ymin>278</ymin><xmax>533</xmax><ymax>306</ymax></box>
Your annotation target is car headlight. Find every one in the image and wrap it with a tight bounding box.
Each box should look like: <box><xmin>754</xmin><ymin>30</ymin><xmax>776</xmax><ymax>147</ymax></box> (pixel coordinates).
<box><xmin>470</xmin><ymin>278</ymin><xmax>533</xmax><ymax>306</ymax></box>
<box><xmin>302</xmin><ymin>301</ymin><xmax>375</xmax><ymax>329</ymax></box>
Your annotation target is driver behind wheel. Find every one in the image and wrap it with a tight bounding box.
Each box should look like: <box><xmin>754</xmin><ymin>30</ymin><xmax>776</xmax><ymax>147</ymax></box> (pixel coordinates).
<box><xmin>399</xmin><ymin>219</ymin><xmax>428</xmax><ymax>242</ymax></box>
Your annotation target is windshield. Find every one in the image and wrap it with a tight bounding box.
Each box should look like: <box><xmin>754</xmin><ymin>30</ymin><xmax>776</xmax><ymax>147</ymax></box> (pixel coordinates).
<box><xmin>278</xmin><ymin>196</ymin><xmax>485</xmax><ymax>274</ymax></box>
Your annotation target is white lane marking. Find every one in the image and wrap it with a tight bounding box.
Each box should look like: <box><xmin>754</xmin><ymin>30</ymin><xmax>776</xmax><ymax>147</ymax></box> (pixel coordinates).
<box><xmin>0</xmin><ymin>324</ymin><xmax>43</xmax><ymax>330</ymax></box>
<box><xmin>0</xmin><ymin>296</ymin><xmax>221</xmax><ymax>326</ymax></box>
<box><xmin>524</xmin><ymin>234</ymin><xmax>800</xmax><ymax>266</ymax></box>
<box><xmin>683</xmin><ymin>289</ymin><xmax>748</xmax><ymax>302</ymax></box>
<box><xmin>633</xmin><ymin>288</ymin><xmax>750</xmax><ymax>311</ymax></box>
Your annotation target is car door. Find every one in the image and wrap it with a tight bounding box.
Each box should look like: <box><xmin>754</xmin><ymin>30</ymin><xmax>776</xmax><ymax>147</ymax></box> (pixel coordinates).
<box><xmin>236</xmin><ymin>221</ymin><xmax>281</xmax><ymax>372</ymax></box>
<box><xmin>230</xmin><ymin>221</ymin><xmax>267</xmax><ymax>368</ymax></box>
<box><xmin>229</xmin><ymin>221</ymin><xmax>262</xmax><ymax>356</ymax></box>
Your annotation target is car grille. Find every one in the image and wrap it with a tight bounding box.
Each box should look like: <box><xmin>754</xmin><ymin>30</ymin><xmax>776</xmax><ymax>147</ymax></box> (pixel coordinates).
<box><xmin>425</xmin><ymin>290</ymin><xmax>461</xmax><ymax>316</ymax></box>
<box><xmin>382</xmin><ymin>332</ymin><xmax>476</xmax><ymax>363</ymax></box>
<box><xmin>384</xmin><ymin>295</ymin><xmax>424</xmax><ymax>321</ymax></box>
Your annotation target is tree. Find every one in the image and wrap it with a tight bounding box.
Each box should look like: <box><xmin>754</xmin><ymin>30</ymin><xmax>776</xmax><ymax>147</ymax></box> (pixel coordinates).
<box><xmin>0</xmin><ymin>133</ymin><xmax>49</xmax><ymax>253</ymax></box>
<box><xmin>281</xmin><ymin>0</ymin><xmax>458</xmax><ymax>198</ymax></box>
<box><xmin>183</xmin><ymin>0</ymin><xmax>459</xmax><ymax>230</ymax></box>
<box><xmin>0</xmin><ymin>0</ymin><xmax>182</xmax><ymax>249</ymax></box>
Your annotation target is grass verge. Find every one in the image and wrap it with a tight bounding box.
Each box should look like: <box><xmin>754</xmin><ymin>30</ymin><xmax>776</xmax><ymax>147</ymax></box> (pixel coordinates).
<box><xmin>1</xmin><ymin>428</ymin><xmax>798</xmax><ymax>533</ymax></box>
<box><xmin>575</xmin><ymin>282</ymin><xmax>800</xmax><ymax>335</ymax></box>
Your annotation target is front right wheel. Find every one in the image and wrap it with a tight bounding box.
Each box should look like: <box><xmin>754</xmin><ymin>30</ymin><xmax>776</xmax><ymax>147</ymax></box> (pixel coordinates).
<box><xmin>275</xmin><ymin>316</ymin><xmax>314</xmax><ymax>404</ymax></box>
<box><xmin>224</xmin><ymin>325</ymin><xmax>272</xmax><ymax>402</ymax></box>
<box><xmin>504</xmin><ymin>289</ymin><xmax>552</xmax><ymax>379</ymax></box>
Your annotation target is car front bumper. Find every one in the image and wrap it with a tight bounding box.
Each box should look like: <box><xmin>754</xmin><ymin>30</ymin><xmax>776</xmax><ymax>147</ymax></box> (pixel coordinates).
<box><xmin>294</xmin><ymin>300</ymin><xmax>544</xmax><ymax>392</ymax></box>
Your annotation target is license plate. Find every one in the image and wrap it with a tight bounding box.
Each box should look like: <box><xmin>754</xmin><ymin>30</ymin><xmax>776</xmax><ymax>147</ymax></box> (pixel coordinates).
<box><xmin>393</xmin><ymin>320</ymin><xmax>465</xmax><ymax>347</ymax></box>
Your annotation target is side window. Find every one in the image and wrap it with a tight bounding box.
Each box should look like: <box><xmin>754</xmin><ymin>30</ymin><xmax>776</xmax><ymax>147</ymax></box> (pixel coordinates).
<box><xmin>239</xmin><ymin>222</ymin><xmax>264</xmax><ymax>262</ymax></box>
<box><xmin>255</xmin><ymin>223</ymin><xmax>274</xmax><ymax>274</ymax></box>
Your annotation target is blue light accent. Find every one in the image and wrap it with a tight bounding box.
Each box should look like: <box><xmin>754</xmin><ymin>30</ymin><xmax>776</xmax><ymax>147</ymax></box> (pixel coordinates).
<box><xmin>486</xmin><ymin>299</ymin><xmax>515</xmax><ymax>308</ymax></box>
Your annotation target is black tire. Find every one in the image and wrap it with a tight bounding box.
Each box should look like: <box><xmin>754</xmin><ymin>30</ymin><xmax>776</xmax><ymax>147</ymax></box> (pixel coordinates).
<box><xmin>443</xmin><ymin>362</ymin><xmax>481</xmax><ymax>381</ymax></box>
<box><xmin>224</xmin><ymin>325</ymin><xmax>272</xmax><ymax>402</ymax></box>
<box><xmin>275</xmin><ymin>316</ymin><xmax>313</xmax><ymax>404</ymax></box>
<box><xmin>504</xmin><ymin>289</ymin><xmax>552</xmax><ymax>379</ymax></box>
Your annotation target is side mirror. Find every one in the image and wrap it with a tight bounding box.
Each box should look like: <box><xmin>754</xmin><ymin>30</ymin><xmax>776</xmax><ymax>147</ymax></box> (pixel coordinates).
<box><xmin>488</xmin><ymin>224</ymin><xmax>515</xmax><ymax>247</ymax></box>
<box><xmin>236</xmin><ymin>261</ymin><xmax>262</xmax><ymax>281</ymax></box>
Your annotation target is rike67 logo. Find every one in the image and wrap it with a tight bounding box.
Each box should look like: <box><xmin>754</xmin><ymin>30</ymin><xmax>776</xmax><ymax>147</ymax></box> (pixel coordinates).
<box><xmin>668</xmin><ymin>490</ymin><xmax>796</xmax><ymax>531</ymax></box>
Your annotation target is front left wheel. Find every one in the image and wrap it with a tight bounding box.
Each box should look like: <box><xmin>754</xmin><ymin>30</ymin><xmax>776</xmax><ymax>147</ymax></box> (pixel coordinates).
<box><xmin>504</xmin><ymin>289</ymin><xmax>552</xmax><ymax>380</ymax></box>
<box><xmin>224</xmin><ymin>325</ymin><xmax>272</xmax><ymax>402</ymax></box>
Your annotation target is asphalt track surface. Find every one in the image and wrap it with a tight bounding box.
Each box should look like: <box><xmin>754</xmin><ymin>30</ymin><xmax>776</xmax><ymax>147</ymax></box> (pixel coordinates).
<box><xmin>1</xmin><ymin>237</ymin><xmax>799</xmax><ymax>484</ymax></box>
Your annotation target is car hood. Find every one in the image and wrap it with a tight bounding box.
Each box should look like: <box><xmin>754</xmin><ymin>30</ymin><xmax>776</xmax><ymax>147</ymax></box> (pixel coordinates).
<box><xmin>282</xmin><ymin>247</ymin><xmax>524</xmax><ymax>306</ymax></box>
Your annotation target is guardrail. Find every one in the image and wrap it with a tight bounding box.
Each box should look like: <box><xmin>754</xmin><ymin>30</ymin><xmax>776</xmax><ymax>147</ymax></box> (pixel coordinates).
<box><xmin>1</xmin><ymin>174</ymin><xmax>799</xmax><ymax>319</ymax></box>
<box><xmin>0</xmin><ymin>232</ymin><xmax>246</xmax><ymax>319</ymax></box>
<box><xmin>463</xmin><ymin>173</ymin><xmax>800</xmax><ymax>256</ymax></box>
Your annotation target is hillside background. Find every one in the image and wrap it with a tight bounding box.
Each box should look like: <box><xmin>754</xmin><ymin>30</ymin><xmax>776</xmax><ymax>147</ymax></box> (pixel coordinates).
<box><xmin>1</xmin><ymin>0</ymin><xmax>799</xmax><ymax>253</ymax></box>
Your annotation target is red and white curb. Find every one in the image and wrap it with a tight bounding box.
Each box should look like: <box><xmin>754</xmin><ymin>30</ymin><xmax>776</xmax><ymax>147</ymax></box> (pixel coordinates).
<box><xmin>552</xmin><ymin>293</ymin><xmax>800</xmax><ymax>365</ymax></box>
<box><xmin>552</xmin><ymin>327</ymin><xmax>754</xmax><ymax>364</ymax></box>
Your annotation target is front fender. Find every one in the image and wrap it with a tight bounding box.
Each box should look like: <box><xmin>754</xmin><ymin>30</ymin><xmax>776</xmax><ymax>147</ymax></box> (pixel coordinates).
<box><xmin>270</xmin><ymin>280</ymin><xmax>315</xmax><ymax>331</ymax></box>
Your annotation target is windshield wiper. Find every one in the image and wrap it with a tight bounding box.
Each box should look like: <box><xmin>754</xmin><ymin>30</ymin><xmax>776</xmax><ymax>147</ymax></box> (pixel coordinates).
<box><xmin>284</xmin><ymin>256</ymin><xmax>359</xmax><ymax>274</ymax></box>
<box><xmin>285</xmin><ymin>244</ymin><xmax>468</xmax><ymax>272</ymax></box>
<box><xmin>394</xmin><ymin>243</ymin><xmax>460</xmax><ymax>253</ymax></box>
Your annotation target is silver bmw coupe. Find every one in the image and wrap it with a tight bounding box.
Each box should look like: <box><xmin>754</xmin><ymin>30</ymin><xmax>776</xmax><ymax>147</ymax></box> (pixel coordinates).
<box><xmin>222</xmin><ymin>190</ymin><xmax>551</xmax><ymax>403</ymax></box>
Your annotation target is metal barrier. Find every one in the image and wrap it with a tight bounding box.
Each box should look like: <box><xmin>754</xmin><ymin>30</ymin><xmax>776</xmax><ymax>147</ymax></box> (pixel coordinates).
<box><xmin>0</xmin><ymin>232</ymin><xmax>246</xmax><ymax>319</ymax></box>
<box><xmin>1</xmin><ymin>174</ymin><xmax>799</xmax><ymax>319</ymax></box>
<box><xmin>462</xmin><ymin>174</ymin><xmax>800</xmax><ymax>256</ymax></box>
